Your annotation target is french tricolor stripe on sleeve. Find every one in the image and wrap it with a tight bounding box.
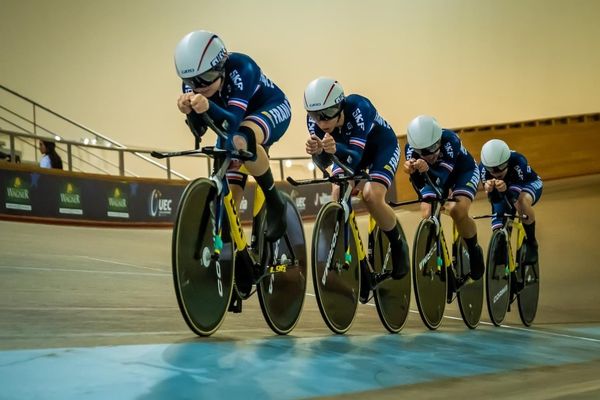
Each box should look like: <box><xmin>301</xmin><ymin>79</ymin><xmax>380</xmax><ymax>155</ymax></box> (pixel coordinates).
<box><xmin>440</xmin><ymin>162</ymin><xmax>453</xmax><ymax>172</ymax></box>
<box><xmin>349</xmin><ymin>138</ymin><xmax>366</xmax><ymax>149</ymax></box>
<box><xmin>227</xmin><ymin>98</ymin><xmax>248</xmax><ymax>111</ymax></box>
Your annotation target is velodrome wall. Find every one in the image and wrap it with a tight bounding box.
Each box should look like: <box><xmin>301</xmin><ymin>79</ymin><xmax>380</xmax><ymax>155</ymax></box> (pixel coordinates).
<box><xmin>393</xmin><ymin>113</ymin><xmax>600</xmax><ymax>201</ymax></box>
<box><xmin>1</xmin><ymin>113</ymin><xmax>598</xmax><ymax>225</ymax></box>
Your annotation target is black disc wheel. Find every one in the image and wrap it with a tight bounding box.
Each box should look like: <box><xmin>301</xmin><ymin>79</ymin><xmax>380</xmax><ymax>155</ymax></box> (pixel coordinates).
<box><xmin>455</xmin><ymin>239</ymin><xmax>484</xmax><ymax>329</ymax></box>
<box><xmin>371</xmin><ymin>226</ymin><xmax>411</xmax><ymax>333</ymax></box>
<box><xmin>172</xmin><ymin>178</ymin><xmax>235</xmax><ymax>336</ymax></box>
<box><xmin>485</xmin><ymin>230</ymin><xmax>511</xmax><ymax>326</ymax></box>
<box><xmin>312</xmin><ymin>202</ymin><xmax>360</xmax><ymax>334</ymax></box>
<box><xmin>257</xmin><ymin>193</ymin><xmax>307</xmax><ymax>335</ymax></box>
<box><xmin>517</xmin><ymin>247</ymin><xmax>540</xmax><ymax>326</ymax></box>
<box><xmin>412</xmin><ymin>219</ymin><xmax>447</xmax><ymax>330</ymax></box>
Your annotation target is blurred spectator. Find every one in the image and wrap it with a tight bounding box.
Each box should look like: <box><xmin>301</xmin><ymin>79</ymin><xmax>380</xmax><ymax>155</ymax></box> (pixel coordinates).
<box><xmin>39</xmin><ymin>140</ymin><xmax>63</xmax><ymax>169</ymax></box>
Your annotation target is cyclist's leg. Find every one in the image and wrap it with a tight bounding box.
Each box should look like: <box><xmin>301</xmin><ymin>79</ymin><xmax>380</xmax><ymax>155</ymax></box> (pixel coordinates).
<box><xmin>449</xmin><ymin>166</ymin><xmax>484</xmax><ymax>280</ymax></box>
<box><xmin>362</xmin><ymin>140</ymin><xmax>408</xmax><ymax>279</ymax></box>
<box><xmin>233</xmin><ymin>99</ymin><xmax>292</xmax><ymax>241</ymax></box>
<box><xmin>488</xmin><ymin>192</ymin><xmax>509</xmax><ymax>263</ymax></box>
<box><xmin>512</xmin><ymin>179</ymin><xmax>542</xmax><ymax>263</ymax></box>
<box><xmin>227</xmin><ymin>166</ymin><xmax>248</xmax><ymax>207</ymax></box>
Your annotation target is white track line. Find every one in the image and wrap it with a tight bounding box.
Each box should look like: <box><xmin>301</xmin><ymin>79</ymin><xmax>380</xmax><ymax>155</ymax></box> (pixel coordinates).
<box><xmin>77</xmin><ymin>256</ymin><xmax>167</xmax><ymax>272</ymax></box>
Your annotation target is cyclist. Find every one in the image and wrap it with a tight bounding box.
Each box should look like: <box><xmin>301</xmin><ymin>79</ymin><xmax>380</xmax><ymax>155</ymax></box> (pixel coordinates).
<box><xmin>303</xmin><ymin>77</ymin><xmax>409</xmax><ymax>303</ymax></box>
<box><xmin>402</xmin><ymin>115</ymin><xmax>484</xmax><ymax>281</ymax></box>
<box><xmin>174</xmin><ymin>30</ymin><xmax>290</xmax><ymax>242</ymax></box>
<box><xmin>479</xmin><ymin>139</ymin><xmax>542</xmax><ymax>264</ymax></box>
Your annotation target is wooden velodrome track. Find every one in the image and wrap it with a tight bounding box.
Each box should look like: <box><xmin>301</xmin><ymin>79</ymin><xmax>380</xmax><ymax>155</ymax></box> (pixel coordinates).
<box><xmin>1</xmin><ymin>174</ymin><xmax>599</xmax><ymax>399</ymax></box>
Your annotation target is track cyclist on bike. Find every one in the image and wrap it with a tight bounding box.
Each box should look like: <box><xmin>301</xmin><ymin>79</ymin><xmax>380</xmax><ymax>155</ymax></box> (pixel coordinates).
<box><xmin>403</xmin><ymin>115</ymin><xmax>485</xmax><ymax>281</ymax></box>
<box><xmin>174</xmin><ymin>30</ymin><xmax>290</xmax><ymax>241</ymax></box>
<box><xmin>303</xmin><ymin>77</ymin><xmax>409</xmax><ymax>302</ymax></box>
<box><xmin>479</xmin><ymin>139</ymin><xmax>542</xmax><ymax>264</ymax></box>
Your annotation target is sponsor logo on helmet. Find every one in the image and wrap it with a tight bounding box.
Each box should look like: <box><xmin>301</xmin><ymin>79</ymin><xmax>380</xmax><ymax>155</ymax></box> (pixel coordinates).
<box><xmin>334</xmin><ymin>94</ymin><xmax>344</xmax><ymax>104</ymax></box>
<box><xmin>180</xmin><ymin>68</ymin><xmax>195</xmax><ymax>74</ymax></box>
<box><xmin>308</xmin><ymin>102</ymin><xmax>322</xmax><ymax>108</ymax></box>
<box><xmin>210</xmin><ymin>48</ymin><xmax>227</xmax><ymax>67</ymax></box>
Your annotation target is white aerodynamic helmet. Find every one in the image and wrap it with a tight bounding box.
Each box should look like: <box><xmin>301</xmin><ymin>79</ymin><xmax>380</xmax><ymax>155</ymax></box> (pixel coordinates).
<box><xmin>303</xmin><ymin>77</ymin><xmax>345</xmax><ymax>120</ymax></box>
<box><xmin>174</xmin><ymin>30</ymin><xmax>228</xmax><ymax>88</ymax></box>
<box><xmin>407</xmin><ymin>115</ymin><xmax>443</xmax><ymax>152</ymax></box>
<box><xmin>481</xmin><ymin>139</ymin><xmax>511</xmax><ymax>168</ymax></box>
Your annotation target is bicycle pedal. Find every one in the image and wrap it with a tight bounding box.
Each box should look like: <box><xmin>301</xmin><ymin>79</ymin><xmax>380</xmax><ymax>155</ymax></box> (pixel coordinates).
<box><xmin>374</xmin><ymin>271</ymin><xmax>391</xmax><ymax>285</ymax></box>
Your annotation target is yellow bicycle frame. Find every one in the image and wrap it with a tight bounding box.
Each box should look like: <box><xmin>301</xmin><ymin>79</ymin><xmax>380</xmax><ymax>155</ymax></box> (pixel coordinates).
<box><xmin>223</xmin><ymin>191</ymin><xmax>247</xmax><ymax>252</ymax></box>
<box><xmin>221</xmin><ymin>166</ymin><xmax>266</xmax><ymax>253</ymax></box>
<box><xmin>348</xmin><ymin>210</ymin><xmax>368</xmax><ymax>263</ymax></box>
<box><xmin>506</xmin><ymin>218</ymin><xmax>526</xmax><ymax>273</ymax></box>
<box><xmin>439</xmin><ymin>229</ymin><xmax>452</xmax><ymax>270</ymax></box>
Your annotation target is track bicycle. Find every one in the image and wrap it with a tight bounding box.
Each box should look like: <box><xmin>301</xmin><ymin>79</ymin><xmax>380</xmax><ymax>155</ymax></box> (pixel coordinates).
<box><xmin>288</xmin><ymin>156</ymin><xmax>411</xmax><ymax>334</ymax></box>
<box><xmin>152</xmin><ymin>115</ymin><xmax>307</xmax><ymax>336</ymax></box>
<box><xmin>411</xmin><ymin>174</ymin><xmax>484</xmax><ymax>330</ymax></box>
<box><xmin>475</xmin><ymin>196</ymin><xmax>540</xmax><ymax>326</ymax></box>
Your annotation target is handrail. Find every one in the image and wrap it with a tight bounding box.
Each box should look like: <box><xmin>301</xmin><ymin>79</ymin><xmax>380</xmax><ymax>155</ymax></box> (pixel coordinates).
<box><xmin>0</xmin><ymin>108</ymin><xmax>138</xmax><ymax>174</ymax></box>
<box><xmin>1</xmin><ymin>85</ymin><xmax>320</xmax><ymax>181</ymax></box>
<box><xmin>0</xmin><ymin>84</ymin><xmax>190</xmax><ymax>178</ymax></box>
<box><xmin>1</xmin><ymin>85</ymin><xmax>123</xmax><ymax>147</ymax></box>
<box><xmin>0</xmin><ymin>128</ymin><xmax>189</xmax><ymax>179</ymax></box>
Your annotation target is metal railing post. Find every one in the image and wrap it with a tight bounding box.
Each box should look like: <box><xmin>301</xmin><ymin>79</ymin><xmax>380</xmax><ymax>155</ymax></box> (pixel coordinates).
<box><xmin>67</xmin><ymin>143</ymin><xmax>73</xmax><ymax>172</ymax></box>
<box><xmin>9</xmin><ymin>133</ymin><xmax>15</xmax><ymax>163</ymax></box>
<box><xmin>166</xmin><ymin>158</ymin><xmax>171</xmax><ymax>179</ymax></box>
<box><xmin>33</xmin><ymin>104</ymin><xmax>37</xmax><ymax>135</ymax></box>
<box><xmin>118</xmin><ymin>150</ymin><xmax>125</xmax><ymax>176</ymax></box>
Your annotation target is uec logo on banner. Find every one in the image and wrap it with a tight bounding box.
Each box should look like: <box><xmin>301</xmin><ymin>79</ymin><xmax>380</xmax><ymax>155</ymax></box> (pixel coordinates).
<box><xmin>149</xmin><ymin>189</ymin><xmax>172</xmax><ymax>217</ymax></box>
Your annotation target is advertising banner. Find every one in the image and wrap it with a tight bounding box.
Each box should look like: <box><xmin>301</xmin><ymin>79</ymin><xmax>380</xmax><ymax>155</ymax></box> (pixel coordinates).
<box><xmin>1</xmin><ymin>167</ymin><xmax>384</xmax><ymax>226</ymax></box>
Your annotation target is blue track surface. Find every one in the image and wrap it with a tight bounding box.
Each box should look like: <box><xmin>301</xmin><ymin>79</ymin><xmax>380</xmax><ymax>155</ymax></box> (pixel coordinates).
<box><xmin>1</xmin><ymin>325</ymin><xmax>599</xmax><ymax>399</ymax></box>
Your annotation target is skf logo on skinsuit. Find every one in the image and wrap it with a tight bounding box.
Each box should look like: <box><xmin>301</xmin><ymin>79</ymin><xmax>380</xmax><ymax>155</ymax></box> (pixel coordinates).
<box><xmin>149</xmin><ymin>189</ymin><xmax>173</xmax><ymax>217</ymax></box>
<box><xmin>230</xmin><ymin>70</ymin><xmax>243</xmax><ymax>90</ymax></box>
<box><xmin>515</xmin><ymin>165</ymin><xmax>524</xmax><ymax>180</ymax></box>
<box><xmin>444</xmin><ymin>142</ymin><xmax>454</xmax><ymax>158</ymax></box>
<box><xmin>352</xmin><ymin>108</ymin><xmax>365</xmax><ymax>130</ymax></box>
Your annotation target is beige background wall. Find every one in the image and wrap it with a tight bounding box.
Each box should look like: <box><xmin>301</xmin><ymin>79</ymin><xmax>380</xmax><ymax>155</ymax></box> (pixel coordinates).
<box><xmin>2</xmin><ymin>0</ymin><xmax>600</xmax><ymax>158</ymax></box>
